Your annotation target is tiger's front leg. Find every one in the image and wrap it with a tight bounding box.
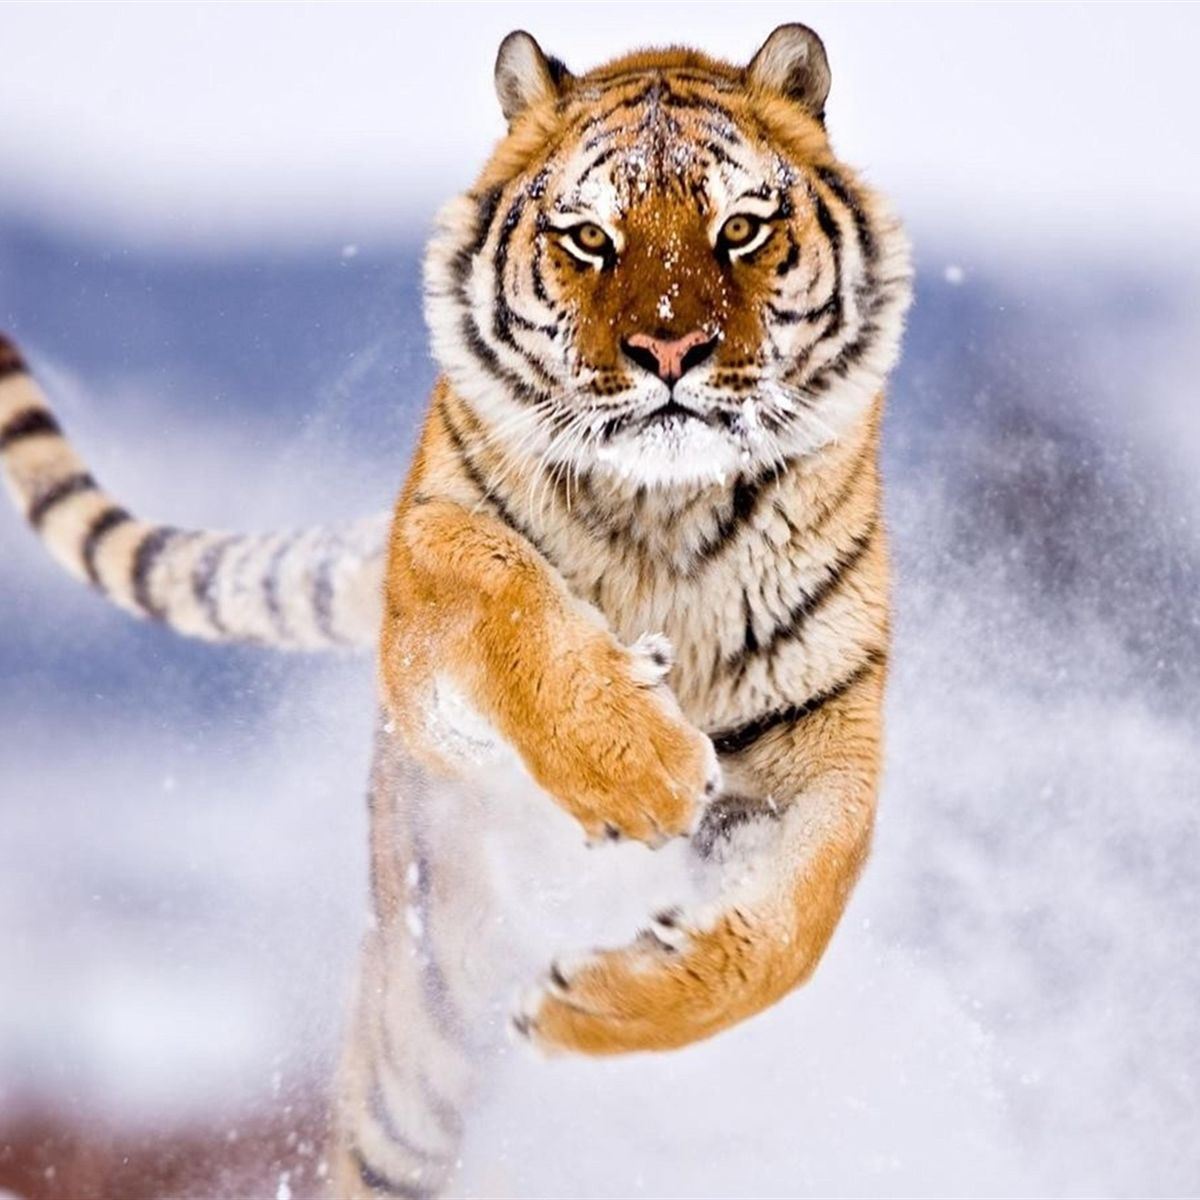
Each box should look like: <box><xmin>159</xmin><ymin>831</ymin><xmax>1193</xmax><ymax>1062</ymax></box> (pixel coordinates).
<box><xmin>381</xmin><ymin>496</ymin><xmax>719</xmax><ymax>845</ymax></box>
<box><xmin>516</xmin><ymin>653</ymin><xmax>885</xmax><ymax>1054</ymax></box>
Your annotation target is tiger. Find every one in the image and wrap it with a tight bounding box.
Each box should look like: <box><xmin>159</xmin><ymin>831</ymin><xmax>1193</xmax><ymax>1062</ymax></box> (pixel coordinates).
<box><xmin>0</xmin><ymin>22</ymin><xmax>912</xmax><ymax>1199</ymax></box>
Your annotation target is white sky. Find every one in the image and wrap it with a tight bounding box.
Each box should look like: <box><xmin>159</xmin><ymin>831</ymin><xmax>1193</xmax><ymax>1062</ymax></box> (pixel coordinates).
<box><xmin>2</xmin><ymin>2</ymin><xmax>1197</xmax><ymax>250</ymax></box>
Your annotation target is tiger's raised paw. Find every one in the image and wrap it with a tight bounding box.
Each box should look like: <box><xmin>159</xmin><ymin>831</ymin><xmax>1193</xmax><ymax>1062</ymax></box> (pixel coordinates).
<box><xmin>511</xmin><ymin>906</ymin><xmax>755</xmax><ymax>1055</ymax></box>
<box><xmin>533</xmin><ymin>631</ymin><xmax>719</xmax><ymax>848</ymax></box>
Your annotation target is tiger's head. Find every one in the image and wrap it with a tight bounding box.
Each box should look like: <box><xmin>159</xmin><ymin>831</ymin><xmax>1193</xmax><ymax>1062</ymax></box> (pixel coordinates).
<box><xmin>425</xmin><ymin>25</ymin><xmax>912</xmax><ymax>489</ymax></box>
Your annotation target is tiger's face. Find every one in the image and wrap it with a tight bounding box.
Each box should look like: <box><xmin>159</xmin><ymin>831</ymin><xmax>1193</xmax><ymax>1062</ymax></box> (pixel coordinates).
<box><xmin>425</xmin><ymin>26</ymin><xmax>911</xmax><ymax>489</ymax></box>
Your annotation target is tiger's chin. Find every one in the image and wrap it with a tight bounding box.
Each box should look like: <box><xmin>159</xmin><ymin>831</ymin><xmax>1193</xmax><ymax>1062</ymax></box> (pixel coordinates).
<box><xmin>588</xmin><ymin>418</ymin><xmax>767</xmax><ymax>489</ymax></box>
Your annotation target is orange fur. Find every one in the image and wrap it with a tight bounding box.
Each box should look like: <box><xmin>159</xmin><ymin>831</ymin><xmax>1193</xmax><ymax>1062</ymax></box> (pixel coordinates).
<box><xmin>380</xmin><ymin>383</ymin><xmax>717</xmax><ymax>844</ymax></box>
<box><xmin>378</xmin><ymin>381</ymin><xmax>888</xmax><ymax>1054</ymax></box>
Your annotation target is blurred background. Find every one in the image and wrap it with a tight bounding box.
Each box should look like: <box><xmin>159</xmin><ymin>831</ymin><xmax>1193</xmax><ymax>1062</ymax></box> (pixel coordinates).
<box><xmin>1</xmin><ymin>3</ymin><xmax>1198</xmax><ymax>1197</ymax></box>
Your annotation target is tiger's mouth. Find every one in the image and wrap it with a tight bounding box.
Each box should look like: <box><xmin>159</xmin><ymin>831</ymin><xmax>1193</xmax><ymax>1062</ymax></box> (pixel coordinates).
<box><xmin>598</xmin><ymin>398</ymin><xmax>716</xmax><ymax>442</ymax></box>
<box><xmin>643</xmin><ymin>398</ymin><xmax>710</xmax><ymax>427</ymax></box>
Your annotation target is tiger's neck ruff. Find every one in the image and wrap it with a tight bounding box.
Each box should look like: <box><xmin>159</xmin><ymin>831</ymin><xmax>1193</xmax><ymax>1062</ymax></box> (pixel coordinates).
<box><xmin>424</xmin><ymin>43</ymin><xmax>910</xmax><ymax>499</ymax></box>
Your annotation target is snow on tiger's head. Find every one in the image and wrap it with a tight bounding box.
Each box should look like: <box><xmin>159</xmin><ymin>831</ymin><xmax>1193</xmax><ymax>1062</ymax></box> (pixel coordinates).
<box><xmin>424</xmin><ymin>26</ymin><xmax>912</xmax><ymax>489</ymax></box>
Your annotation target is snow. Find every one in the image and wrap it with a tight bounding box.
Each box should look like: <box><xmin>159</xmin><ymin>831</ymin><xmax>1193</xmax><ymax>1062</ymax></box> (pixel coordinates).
<box><xmin>405</xmin><ymin>906</ymin><xmax>425</xmax><ymax>940</ymax></box>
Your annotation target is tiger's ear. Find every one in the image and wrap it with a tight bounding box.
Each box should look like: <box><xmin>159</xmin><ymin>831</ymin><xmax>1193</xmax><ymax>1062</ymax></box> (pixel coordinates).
<box><xmin>746</xmin><ymin>24</ymin><xmax>832</xmax><ymax>121</ymax></box>
<box><xmin>494</xmin><ymin>31</ymin><xmax>571</xmax><ymax>124</ymax></box>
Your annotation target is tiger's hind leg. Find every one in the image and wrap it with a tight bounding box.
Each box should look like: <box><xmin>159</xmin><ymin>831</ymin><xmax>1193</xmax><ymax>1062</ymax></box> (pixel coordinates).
<box><xmin>331</xmin><ymin>929</ymin><xmax>474</xmax><ymax>1199</ymax></box>
<box><xmin>329</xmin><ymin>724</ymin><xmax>495</xmax><ymax>1199</ymax></box>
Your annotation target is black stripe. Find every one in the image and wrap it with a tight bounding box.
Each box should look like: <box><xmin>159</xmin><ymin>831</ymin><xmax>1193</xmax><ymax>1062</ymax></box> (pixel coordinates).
<box><xmin>576</xmin><ymin>84</ymin><xmax>658</xmax><ymax>134</ymax></box>
<box><xmin>767</xmin><ymin>296</ymin><xmax>838</xmax><ymax>326</ymax></box>
<box><xmin>191</xmin><ymin>536</ymin><xmax>236</xmax><ymax>635</ymax></box>
<box><xmin>451</xmin><ymin>186</ymin><xmax>502</xmax><ymax>287</ymax></box>
<box><xmin>80</xmin><ymin>505</ymin><xmax>132</xmax><ymax>585</ymax></box>
<box><xmin>418</xmin><ymin>1071</ymin><xmax>465</xmax><ymax>1142</ymax></box>
<box><xmin>587</xmin><ymin>67</ymin><xmax>738</xmax><ymax>93</ymax></box>
<box><xmin>692</xmin><ymin>467</ymin><xmax>781</xmax><ymax>563</ymax></box>
<box><xmin>705</xmin><ymin>140</ymin><xmax>741</xmax><ymax>170</ymax></box>
<box><xmin>660</xmin><ymin>89</ymin><xmax>740</xmax><ymax>125</ymax></box>
<box><xmin>809</xmin><ymin>184</ymin><xmax>846</xmax><ymax>339</ymax></box>
<box><xmin>367</xmin><ymin>1077</ymin><xmax>450</xmax><ymax>1169</ymax></box>
<box><xmin>776</xmin><ymin>231</ymin><xmax>801</xmax><ymax>278</ymax></box>
<box><xmin>352</xmin><ymin>1147</ymin><xmax>434</xmax><ymax>1200</ymax></box>
<box><xmin>452</xmin><ymin>187</ymin><xmax>552</xmax><ymax>406</ymax></box>
<box><xmin>739</xmin><ymin>590</ymin><xmax>759</xmax><ymax>659</ymax></box>
<box><xmin>0</xmin><ymin>336</ymin><xmax>29</xmax><ymax>379</ymax></box>
<box><xmin>459</xmin><ymin>312</ymin><xmax>545</xmax><ymax>407</ymax></box>
<box><xmin>408</xmin><ymin>850</ymin><xmax>473</xmax><ymax>1049</ymax></box>
<box><xmin>582</xmin><ymin>124</ymin><xmax>620</xmax><ymax>152</ymax></box>
<box><xmin>694</xmin><ymin>793</ymin><xmax>773</xmax><ymax>858</ymax></box>
<box><xmin>490</xmin><ymin>192</ymin><xmax>559</xmax><ymax>348</ymax></box>
<box><xmin>575</xmin><ymin>143</ymin><xmax>622</xmax><ymax>185</ymax></box>
<box><xmin>373</xmin><ymin>966</ymin><xmax>468</xmax><ymax>1142</ymax></box>
<box><xmin>455</xmin><ymin>188</ymin><xmax>557</xmax><ymax>405</ymax></box>
<box><xmin>530</xmin><ymin>237</ymin><xmax>551</xmax><ymax>305</ymax></box>
<box><xmin>28</xmin><ymin>471</ymin><xmax>96</xmax><ymax>528</ymax></box>
<box><xmin>784</xmin><ymin>171</ymin><xmax>902</xmax><ymax>397</ymax></box>
<box><xmin>438</xmin><ymin>400</ymin><xmax>556</xmax><ymax>565</ymax></box>
<box><xmin>798</xmin><ymin>274</ymin><xmax>912</xmax><ymax>397</ymax></box>
<box><xmin>371</xmin><ymin>977</ymin><xmax>466</xmax><ymax>1152</ymax></box>
<box><xmin>727</xmin><ymin>518</ymin><xmax>877</xmax><ymax>674</ymax></box>
<box><xmin>659</xmin><ymin>70</ymin><xmax>740</xmax><ymax>90</ymax></box>
<box><xmin>695</xmin><ymin>116</ymin><xmax>743</xmax><ymax>145</ymax></box>
<box><xmin>710</xmin><ymin>650</ymin><xmax>885</xmax><ymax>756</ymax></box>
<box><xmin>815</xmin><ymin>165</ymin><xmax>879</xmax><ymax>267</ymax></box>
<box><xmin>311</xmin><ymin>538</ymin><xmax>348</xmax><ymax>644</ymax></box>
<box><xmin>797</xmin><ymin>308</ymin><xmax>890</xmax><ymax>398</ymax></box>
<box><xmin>417</xmin><ymin>926</ymin><xmax>472</xmax><ymax>1051</ymax></box>
<box><xmin>261</xmin><ymin>536</ymin><xmax>295</xmax><ymax>641</ymax></box>
<box><xmin>438</xmin><ymin>401</ymin><xmax>496</xmax><ymax>500</ymax></box>
<box><xmin>132</xmin><ymin>526</ymin><xmax>178</xmax><ymax>619</ymax></box>
<box><xmin>0</xmin><ymin>406</ymin><xmax>59</xmax><ymax>449</ymax></box>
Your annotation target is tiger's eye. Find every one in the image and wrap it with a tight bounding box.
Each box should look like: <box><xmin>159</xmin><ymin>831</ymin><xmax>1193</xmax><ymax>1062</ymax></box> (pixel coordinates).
<box><xmin>724</xmin><ymin>217</ymin><xmax>753</xmax><ymax>243</ymax></box>
<box><xmin>715</xmin><ymin>216</ymin><xmax>763</xmax><ymax>253</ymax></box>
<box><xmin>576</xmin><ymin>223</ymin><xmax>610</xmax><ymax>250</ymax></box>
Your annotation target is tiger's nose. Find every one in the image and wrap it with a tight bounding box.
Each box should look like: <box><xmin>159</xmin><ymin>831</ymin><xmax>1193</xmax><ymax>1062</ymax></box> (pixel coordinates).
<box><xmin>622</xmin><ymin>329</ymin><xmax>718</xmax><ymax>385</ymax></box>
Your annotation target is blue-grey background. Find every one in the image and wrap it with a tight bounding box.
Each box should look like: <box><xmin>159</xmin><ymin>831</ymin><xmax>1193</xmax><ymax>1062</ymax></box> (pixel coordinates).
<box><xmin>1</xmin><ymin>4</ymin><xmax>1197</xmax><ymax>1198</ymax></box>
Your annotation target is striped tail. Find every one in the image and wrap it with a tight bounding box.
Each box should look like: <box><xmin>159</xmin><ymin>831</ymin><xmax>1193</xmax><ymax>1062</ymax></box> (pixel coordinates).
<box><xmin>0</xmin><ymin>333</ymin><xmax>389</xmax><ymax>650</ymax></box>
